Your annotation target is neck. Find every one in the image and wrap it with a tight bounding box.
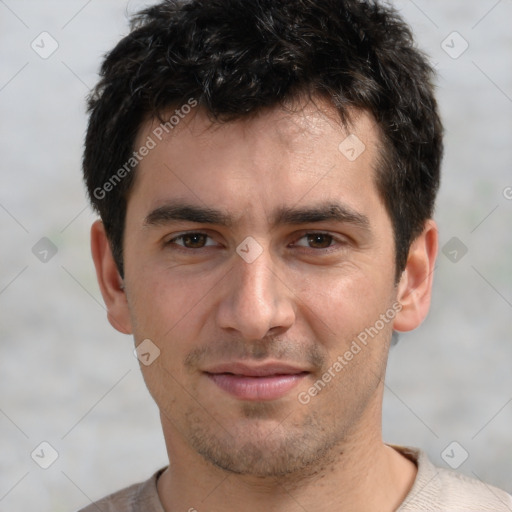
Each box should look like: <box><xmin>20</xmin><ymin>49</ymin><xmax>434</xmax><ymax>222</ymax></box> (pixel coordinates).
<box><xmin>157</xmin><ymin>405</ymin><xmax>417</xmax><ymax>512</ymax></box>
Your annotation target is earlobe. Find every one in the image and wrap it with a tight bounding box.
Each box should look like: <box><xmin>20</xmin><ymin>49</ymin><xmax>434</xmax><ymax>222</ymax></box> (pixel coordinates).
<box><xmin>90</xmin><ymin>220</ymin><xmax>133</xmax><ymax>335</ymax></box>
<box><xmin>393</xmin><ymin>220</ymin><xmax>438</xmax><ymax>333</ymax></box>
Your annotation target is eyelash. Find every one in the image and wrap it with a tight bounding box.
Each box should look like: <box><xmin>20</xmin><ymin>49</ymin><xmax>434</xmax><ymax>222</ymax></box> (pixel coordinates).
<box><xmin>165</xmin><ymin>231</ymin><xmax>346</xmax><ymax>252</ymax></box>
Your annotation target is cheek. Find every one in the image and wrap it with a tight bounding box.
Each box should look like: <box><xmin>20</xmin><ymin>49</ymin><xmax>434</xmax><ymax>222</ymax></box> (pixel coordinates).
<box><xmin>295</xmin><ymin>267</ymin><xmax>394</xmax><ymax>349</ymax></box>
<box><xmin>126</xmin><ymin>267</ymin><xmax>204</xmax><ymax>344</ymax></box>
<box><xmin>127</xmin><ymin>273</ymin><xmax>205</xmax><ymax>409</ymax></box>
<box><xmin>297</xmin><ymin>271</ymin><xmax>395</xmax><ymax>414</ymax></box>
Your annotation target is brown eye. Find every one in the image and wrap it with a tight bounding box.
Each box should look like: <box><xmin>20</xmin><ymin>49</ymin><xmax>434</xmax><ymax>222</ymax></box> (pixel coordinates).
<box><xmin>306</xmin><ymin>233</ymin><xmax>333</xmax><ymax>248</ymax></box>
<box><xmin>181</xmin><ymin>233</ymin><xmax>208</xmax><ymax>248</ymax></box>
<box><xmin>168</xmin><ymin>232</ymin><xmax>216</xmax><ymax>249</ymax></box>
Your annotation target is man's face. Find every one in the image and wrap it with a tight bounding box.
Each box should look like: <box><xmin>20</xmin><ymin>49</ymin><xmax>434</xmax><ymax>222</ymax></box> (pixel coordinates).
<box><xmin>121</xmin><ymin>99</ymin><xmax>400</xmax><ymax>477</ymax></box>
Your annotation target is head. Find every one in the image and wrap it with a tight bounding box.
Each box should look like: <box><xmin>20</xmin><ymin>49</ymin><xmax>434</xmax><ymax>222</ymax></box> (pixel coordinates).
<box><xmin>85</xmin><ymin>0</ymin><xmax>442</xmax><ymax>478</ymax></box>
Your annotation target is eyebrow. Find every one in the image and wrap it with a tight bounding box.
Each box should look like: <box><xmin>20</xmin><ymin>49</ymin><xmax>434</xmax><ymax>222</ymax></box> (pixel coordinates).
<box><xmin>143</xmin><ymin>201</ymin><xmax>370</xmax><ymax>231</ymax></box>
<box><xmin>272</xmin><ymin>203</ymin><xmax>370</xmax><ymax>230</ymax></box>
<box><xmin>144</xmin><ymin>203</ymin><xmax>233</xmax><ymax>227</ymax></box>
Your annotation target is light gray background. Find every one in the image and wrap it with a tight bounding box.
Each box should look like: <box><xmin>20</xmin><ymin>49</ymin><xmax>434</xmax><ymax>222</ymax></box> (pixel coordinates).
<box><xmin>0</xmin><ymin>1</ymin><xmax>511</xmax><ymax>510</ymax></box>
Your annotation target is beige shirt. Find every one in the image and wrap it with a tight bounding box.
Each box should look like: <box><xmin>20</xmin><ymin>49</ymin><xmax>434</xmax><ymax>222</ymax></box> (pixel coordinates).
<box><xmin>78</xmin><ymin>446</ymin><xmax>512</xmax><ymax>511</ymax></box>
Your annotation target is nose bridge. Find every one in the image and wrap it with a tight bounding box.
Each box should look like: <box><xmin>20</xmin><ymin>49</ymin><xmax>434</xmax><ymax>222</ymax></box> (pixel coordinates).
<box><xmin>238</xmin><ymin>252</ymin><xmax>273</xmax><ymax>305</ymax></box>
<box><xmin>217</xmin><ymin>246</ymin><xmax>294</xmax><ymax>339</ymax></box>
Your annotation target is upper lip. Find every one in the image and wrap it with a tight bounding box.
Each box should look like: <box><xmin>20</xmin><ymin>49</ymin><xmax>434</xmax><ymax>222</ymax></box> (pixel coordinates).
<box><xmin>203</xmin><ymin>362</ymin><xmax>309</xmax><ymax>377</ymax></box>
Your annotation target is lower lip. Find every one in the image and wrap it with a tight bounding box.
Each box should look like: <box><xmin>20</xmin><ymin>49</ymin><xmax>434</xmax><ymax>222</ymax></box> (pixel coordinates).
<box><xmin>206</xmin><ymin>373</ymin><xmax>308</xmax><ymax>401</ymax></box>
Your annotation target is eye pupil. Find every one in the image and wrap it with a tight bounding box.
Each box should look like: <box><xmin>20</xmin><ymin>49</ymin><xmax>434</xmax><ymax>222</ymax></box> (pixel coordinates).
<box><xmin>307</xmin><ymin>234</ymin><xmax>332</xmax><ymax>248</ymax></box>
<box><xmin>183</xmin><ymin>233</ymin><xmax>206</xmax><ymax>248</ymax></box>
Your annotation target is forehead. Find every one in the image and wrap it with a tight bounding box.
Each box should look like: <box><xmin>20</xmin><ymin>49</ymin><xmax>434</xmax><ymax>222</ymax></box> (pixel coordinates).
<box><xmin>128</xmin><ymin>98</ymin><xmax>385</xmax><ymax>222</ymax></box>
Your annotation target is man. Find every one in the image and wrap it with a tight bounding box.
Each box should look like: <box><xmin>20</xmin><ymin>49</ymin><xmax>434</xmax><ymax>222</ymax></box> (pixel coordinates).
<box><xmin>80</xmin><ymin>0</ymin><xmax>512</xmax><ymax>510</ymax></box>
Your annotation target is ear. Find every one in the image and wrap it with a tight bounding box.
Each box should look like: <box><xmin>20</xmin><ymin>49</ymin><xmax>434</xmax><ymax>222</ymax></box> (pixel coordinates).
<box><xmin>90</xmin><ymin>220</ymin><xmax>132</xmax><ymax>335</ymax></box>
<box><xmin>393</xmin><ymin>220</ymin><xmax>438</xmax><ymax>332</ymax></box>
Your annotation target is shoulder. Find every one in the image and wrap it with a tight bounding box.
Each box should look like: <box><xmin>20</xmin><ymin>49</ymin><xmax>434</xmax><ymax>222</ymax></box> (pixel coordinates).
<box><xmin>76</xmin><ymin>468</ymin><xmax>165</xmax><ymax>512</ymax></box>
<box><xmin>395</xmin><ymin>446</ymin><xmax>512</xmax><ymax>512</ymax></box>
<box><xmin>424</xmin><ymin>467</ymin><xmax>512</xmax><ymax>511</ymax></box>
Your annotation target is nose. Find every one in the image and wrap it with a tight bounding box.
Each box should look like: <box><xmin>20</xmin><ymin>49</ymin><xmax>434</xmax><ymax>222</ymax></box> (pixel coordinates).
<box><xmin>215</xmin><ymin>246</ymin><xmax>296</xmax><ymax>340</ymax></box>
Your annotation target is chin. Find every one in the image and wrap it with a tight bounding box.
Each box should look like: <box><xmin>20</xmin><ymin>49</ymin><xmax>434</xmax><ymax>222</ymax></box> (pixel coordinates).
<box><xmin>185</xmin><ymin>409</ymin><xmax>342</xmax><ymax>478</ymax></box>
